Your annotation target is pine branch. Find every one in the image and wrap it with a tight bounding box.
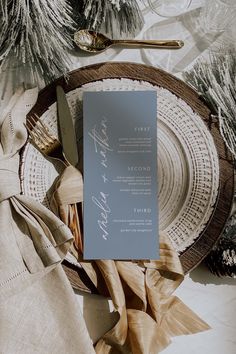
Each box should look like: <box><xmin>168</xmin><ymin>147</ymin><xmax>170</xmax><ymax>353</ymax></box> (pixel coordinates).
<box><xmin>205</xmin><ymin>215</ymin><xmax>236</xmax><ymax>277</ymax></box>
<box><xmin>73</xmin><ymin>0</ymin><xmax>144</xmax><ymax>38</ymax></box>
<box><xmin>184</xmin><ymin>51</ymin><xmax>236</xmax><ymax>158</ymax></box>
<box><xmin>184</xmin><ymin>52</ymin><xmax>236</xmax><ymax>277</ymax></box>
<box><xmin>0</xmin><ymin>0</ymin><xmax>75</xmax><ymax>87</ymax></box>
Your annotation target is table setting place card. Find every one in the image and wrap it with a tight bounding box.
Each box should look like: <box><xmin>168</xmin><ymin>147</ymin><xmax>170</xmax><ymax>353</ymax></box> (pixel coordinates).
<box><xmin>83</xmin><ymin>91</ymin><xmax>159</xmax><ymax>259</ymax></box>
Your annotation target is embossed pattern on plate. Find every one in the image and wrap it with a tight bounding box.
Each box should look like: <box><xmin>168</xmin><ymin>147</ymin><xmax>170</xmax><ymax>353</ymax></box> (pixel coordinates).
<box><xmin>21</xmin><ymin>78</ymin><xmax>219</xmax><ymax>253</ymax></box>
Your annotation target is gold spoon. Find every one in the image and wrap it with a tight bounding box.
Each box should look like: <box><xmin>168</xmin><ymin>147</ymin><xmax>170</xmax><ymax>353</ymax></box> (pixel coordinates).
<box><xmin>74</xmin><ymin>29</ymin><xmax>184</xmax><ymax>53</ymax></box>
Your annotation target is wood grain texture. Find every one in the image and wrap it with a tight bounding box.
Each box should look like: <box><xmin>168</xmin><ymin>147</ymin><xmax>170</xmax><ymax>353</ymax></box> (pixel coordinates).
<box><xmin>26</xmin><ymin>62</ymin><xmax>234</xmax><ymax>291</ymax></box>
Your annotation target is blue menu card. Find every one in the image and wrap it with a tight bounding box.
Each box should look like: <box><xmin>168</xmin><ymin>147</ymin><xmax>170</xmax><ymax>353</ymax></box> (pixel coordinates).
<box><xmin>83</xmin><ymin>91</ymin><xmax>158</xmax><ymax>259</ymax></box>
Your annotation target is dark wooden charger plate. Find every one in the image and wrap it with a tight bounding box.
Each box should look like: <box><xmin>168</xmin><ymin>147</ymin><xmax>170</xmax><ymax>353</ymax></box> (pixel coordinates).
<box><xmin>24</xmin><ymin>62</ymin><xmax>234</xmax><ymax>293</ymax></box>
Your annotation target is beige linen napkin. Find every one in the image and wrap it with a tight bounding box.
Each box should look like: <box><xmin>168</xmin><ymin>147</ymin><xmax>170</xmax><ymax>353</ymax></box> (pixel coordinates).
<box><xmin>52</xmin><ymin>166</ymin><xmax>211</xmax><ymax>354</ymax></box>
<box><xmin>0</xmin><ymin>88</ymin><xmax>95</xmax><ymax>354</ymax></box>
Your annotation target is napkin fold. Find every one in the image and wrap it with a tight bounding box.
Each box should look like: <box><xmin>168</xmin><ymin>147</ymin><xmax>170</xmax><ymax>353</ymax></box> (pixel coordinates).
<box><xmin>52</xmin><ymin>165</ymin><xmax>211</xmax><ymax>354</ymax></box>
<box><xmin>0</xmin><ymin>87</ymin><xmax>73</xmax><ymax>295</ymax></box>
<box><xmin>0</xmin><ymin>88</ymin><xmax>95</xmax><ymax>354</ymax></box>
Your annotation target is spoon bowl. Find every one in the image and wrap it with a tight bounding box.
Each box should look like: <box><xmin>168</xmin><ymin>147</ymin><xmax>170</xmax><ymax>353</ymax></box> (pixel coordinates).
<box><xmin>74</xmin><ymin>30</ymin><xmax>113</xmax><ymax>53</ymax></box>
<box><xmin>74</xmin><ymin>29</ymin><xmax>184</xmax><ymax>53</ymax></box>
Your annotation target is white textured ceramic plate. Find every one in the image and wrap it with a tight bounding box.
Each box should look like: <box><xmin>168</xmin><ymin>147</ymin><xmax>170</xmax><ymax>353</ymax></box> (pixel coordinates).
<box><xmin>21</xmin><ymin>78</ymin><xmax>219</xmax><ymax>253</ymax></box>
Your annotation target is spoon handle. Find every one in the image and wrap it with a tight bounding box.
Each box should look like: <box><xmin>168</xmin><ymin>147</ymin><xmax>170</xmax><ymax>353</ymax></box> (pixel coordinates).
<box><xmin>112</xmin><ymin>39</ymin><xmax>184</xmax><ymax>49</ymax></box>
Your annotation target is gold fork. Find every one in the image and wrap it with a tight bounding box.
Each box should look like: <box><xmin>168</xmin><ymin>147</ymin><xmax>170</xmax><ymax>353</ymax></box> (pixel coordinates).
<box><xmin>25</xmin><ymin>114</ymin><xmax>83</xmax><ymax>255</ymax></box>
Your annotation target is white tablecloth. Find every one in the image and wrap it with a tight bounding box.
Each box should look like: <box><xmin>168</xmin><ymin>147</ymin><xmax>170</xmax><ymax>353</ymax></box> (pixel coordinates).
<box><xmin>74</xmin><ymin>1</ymin><xmax>236</xmax><ymax>353</ymax></box>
